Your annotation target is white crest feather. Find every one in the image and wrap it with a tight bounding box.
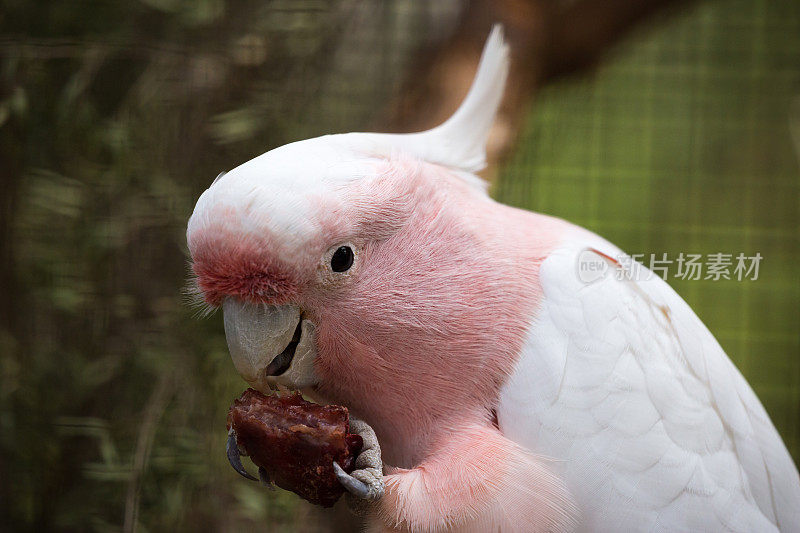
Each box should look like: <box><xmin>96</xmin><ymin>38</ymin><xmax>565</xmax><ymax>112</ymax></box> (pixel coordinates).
<box><xmin>342</xmin><ymin>24</ymin><xmax>510</xmax><ymax>182</ymax></box>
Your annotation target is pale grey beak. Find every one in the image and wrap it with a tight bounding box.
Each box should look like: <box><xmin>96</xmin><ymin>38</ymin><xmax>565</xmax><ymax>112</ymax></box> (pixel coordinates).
<box><xmin>222</xmin><ymin>298</ymin><xmax>319</xmax><ymax>390</ymax></box>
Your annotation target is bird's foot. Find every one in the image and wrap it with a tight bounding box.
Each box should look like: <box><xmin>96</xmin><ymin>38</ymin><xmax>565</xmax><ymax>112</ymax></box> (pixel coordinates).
<box><xmin>226</xmin><ymin>428</ymin><xmax>257</xmax><ymax>480</ymax></box>
<box><xmin>334</xmin><ymin>417</ymin><xmax>385</xmax><ymax>515</ymax></box>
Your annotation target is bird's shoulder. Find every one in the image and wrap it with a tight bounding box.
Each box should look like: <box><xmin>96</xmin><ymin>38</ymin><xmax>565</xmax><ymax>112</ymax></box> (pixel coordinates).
<box><xmin>497</xmin><ymin>235</ymin><xmax>799</xmax><ymax>531</ymax></box>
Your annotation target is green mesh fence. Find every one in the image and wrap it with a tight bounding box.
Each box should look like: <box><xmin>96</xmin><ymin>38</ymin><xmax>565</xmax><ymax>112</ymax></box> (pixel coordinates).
<box><xmin>494</xmin><ymin>0</ymin><xmax>800</xmax><ymax>460</ymax></box>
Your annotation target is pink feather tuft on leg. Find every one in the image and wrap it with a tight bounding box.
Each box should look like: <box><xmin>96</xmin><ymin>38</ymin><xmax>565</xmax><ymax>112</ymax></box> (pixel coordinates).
<box><xmin>364</xmin><ymin>422</ymin><xmax>578</xmax><ymax>532</ymax></box>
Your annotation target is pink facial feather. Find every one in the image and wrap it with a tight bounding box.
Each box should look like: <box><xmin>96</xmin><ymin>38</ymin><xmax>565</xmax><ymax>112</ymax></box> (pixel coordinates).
<box><xmin>190</xmin><ymin>231</ymin><xmax>302</xmax><ymax>307</ymax></box>
<box><xmin>309</xmin><ymin>158</ymin><xmax>568</xmax><ymax>467</ymax></box>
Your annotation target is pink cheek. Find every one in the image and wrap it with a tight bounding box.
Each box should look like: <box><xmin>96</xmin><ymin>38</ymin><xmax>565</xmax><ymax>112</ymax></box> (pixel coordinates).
<box><xmin>299</xmin><ymin>289</ymin><xmax>351</xmax><ymax>332</ymax></box>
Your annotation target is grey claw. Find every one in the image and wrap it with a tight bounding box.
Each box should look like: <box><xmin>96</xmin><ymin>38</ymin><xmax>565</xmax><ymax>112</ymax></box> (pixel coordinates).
<box><xmin>333</xmin><ymin>461</ymin><xmax>370</xmax><ymax>499</ymax></box>
<box><xmin>227</xmin><ymin>429</ymin><xmax>257</xmax><ymax>481</ymax></box>
<box><xmin>258</xmin><ymin>466</ymin><xmax>275</xmax><ymax>490</ymax></box>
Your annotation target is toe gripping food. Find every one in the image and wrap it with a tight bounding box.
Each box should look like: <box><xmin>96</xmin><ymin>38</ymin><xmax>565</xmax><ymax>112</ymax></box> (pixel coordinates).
<box><xmin>227</xmin><ymin>388</ymin><xmax>363</xmax><ymax>507</ymax></box>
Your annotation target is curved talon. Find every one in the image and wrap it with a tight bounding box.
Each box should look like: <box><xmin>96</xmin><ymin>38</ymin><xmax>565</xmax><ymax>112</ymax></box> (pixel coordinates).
<box><xmin>226</xmin><ymin>429</ymin><xmax>257</xmax><ymax>481</ymax></box>
<box><xmin>333</xmin><ymin>461</ymin><xmax>370</xmax><ymax>499</ymax></box>
<box><xmin>258</xmin><ymin>466</ymin><xmax>275</xmax><ymax>490</ymax></box>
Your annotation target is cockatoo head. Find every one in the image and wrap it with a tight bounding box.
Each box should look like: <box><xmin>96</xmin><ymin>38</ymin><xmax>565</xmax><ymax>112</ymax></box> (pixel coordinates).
<box><xmin>187</xmin><ymin>27</ymin><xmax>526</xmax><ymax>464</ymax></box>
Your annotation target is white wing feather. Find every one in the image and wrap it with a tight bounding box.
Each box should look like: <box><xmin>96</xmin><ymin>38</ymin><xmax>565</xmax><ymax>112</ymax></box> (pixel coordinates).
<box><xmin>497</xmin><ymin>235</ymin><xmax>800</xmax><ymax>532</ymax></box>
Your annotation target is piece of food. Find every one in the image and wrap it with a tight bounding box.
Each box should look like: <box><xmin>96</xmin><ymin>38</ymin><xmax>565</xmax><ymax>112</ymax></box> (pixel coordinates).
<box><xmin>226</xmin><ymin>388</ymin><xmax>363</xmax><ymax>507</ymax></box>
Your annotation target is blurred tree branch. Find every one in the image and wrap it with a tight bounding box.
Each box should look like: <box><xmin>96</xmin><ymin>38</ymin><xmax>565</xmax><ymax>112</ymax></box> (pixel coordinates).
<box><xmin>540</xmin><ymin>0</ymin><xmax>691</xmax><ymax>81</ymax></box>
<box><xmin>384</xmin><ymin>0</ymin><xmax>692</xmax><ymax>178</ymax></box>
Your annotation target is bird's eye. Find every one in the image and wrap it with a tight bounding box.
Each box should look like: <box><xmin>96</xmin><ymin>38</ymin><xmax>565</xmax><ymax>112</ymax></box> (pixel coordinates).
<box><xmin>330</xmin><ymin>246</ymin><xmax>354</xmax><ymax>272</ymax></box>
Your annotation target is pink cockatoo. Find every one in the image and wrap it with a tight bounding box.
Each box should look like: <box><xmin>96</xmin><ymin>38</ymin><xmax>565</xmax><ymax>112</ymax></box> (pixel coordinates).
<box><xmin>187</xmin><ymin>26</ymin><xmax>800</xmax><ymax>532</ymax></box>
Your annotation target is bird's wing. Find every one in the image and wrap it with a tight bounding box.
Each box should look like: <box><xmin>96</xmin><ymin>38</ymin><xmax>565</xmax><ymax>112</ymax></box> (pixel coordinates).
<box><xmin>497</xmin><ymin>237</ymin><xmax>800</xmax><ymax>532</ymax></box>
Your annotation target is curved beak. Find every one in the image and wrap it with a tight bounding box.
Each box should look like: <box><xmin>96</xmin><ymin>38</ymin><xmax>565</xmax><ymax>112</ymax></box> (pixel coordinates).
<box><xmin>222</xmin><ymin>298</ymin><xmax>319</xmax><ymax>391</ymax></box>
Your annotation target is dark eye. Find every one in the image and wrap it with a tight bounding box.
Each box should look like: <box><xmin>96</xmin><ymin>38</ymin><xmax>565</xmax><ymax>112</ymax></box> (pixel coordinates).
<box><xmin>330</xmin><ymin>246</ymin><xmax>354</xmax><ymax>272</ymax></box>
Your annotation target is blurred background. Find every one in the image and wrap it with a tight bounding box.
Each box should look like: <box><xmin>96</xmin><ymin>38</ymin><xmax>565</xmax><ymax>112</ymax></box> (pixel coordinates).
<box><xmin>0</xmin><ymin>0</ymin><xmax>798</xmax><ymax>531</ymax></box>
